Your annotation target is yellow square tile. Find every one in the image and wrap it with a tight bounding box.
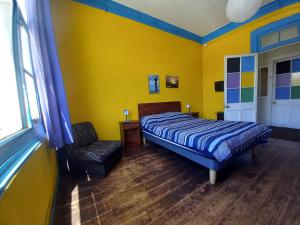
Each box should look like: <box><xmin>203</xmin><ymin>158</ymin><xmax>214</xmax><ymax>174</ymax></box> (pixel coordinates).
<box><xmin>292</xmin><ymin>72</ymin><xmax>300</xmax><ymax>86</ymax></box>
<box><xmin>242</xmin><ymin>72</ymin><xmax>254</xmax><ymax>88</ymax></box>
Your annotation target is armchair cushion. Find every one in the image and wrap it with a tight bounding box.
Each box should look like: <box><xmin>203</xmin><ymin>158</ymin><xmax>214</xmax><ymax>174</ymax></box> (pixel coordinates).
<box><xmin>72</xmin><ymin>122</ymin><xmax>97</xmax><ymax>148</ymax></box>
<box><xmin>68</xmin><ymin>140</ymin><xmax>121</xmax><ymax>163</ymax></box>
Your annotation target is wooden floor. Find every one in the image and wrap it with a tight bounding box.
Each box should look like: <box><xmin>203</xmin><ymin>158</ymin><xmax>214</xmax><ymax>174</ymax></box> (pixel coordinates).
<box><xmin>54</xmin><ymin>138</ymin><xmax>300</xmax><ymax>225</ymax></box>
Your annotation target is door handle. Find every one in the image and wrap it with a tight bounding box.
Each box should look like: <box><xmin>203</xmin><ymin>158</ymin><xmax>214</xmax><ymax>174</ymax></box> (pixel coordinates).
<box><xmin>272</xmin><ymin>101</ymin><xmax>276</xmax><ymax>104</ymax></box>
<box><xmin>224</xmin><ymin>105</ymin><xmax>230</xmax><ymax>109</ymax></box>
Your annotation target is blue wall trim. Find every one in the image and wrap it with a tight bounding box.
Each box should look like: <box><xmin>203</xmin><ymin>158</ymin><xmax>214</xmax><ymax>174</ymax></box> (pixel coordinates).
<box><xmin>251</xmin><ymin>13</ymin><xmax>300</xmax><ymax>52</ymax></box>
<box><xmin>73</xmin><ymin>0</ymin><xmax>300</xmax><ymax>45</ymax></box>
<box><xmin>74</xmin><ymin>0</ymin><xmax>202</xmax><ymax>44</ymax></box>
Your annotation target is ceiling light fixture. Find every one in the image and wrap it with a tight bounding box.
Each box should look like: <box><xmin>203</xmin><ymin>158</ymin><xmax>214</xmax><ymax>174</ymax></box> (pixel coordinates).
<box><xmin>226</xmin><ymin>0</ymin><xmax>263</xmax><ymax>23</ymax></box>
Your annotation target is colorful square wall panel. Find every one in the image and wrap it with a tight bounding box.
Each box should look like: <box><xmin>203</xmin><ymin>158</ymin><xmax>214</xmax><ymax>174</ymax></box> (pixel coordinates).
<box><xmin>241</xmin><ymin>56</ymin><xmax>255</xmax><ymax>72</ymax></box>
<box><xmin>292</xmin><ymin>86</ymin><xmax>300</xmax><ymax>99</ymax></box>
<box><xmin>241</xmin><ymin>88</ymin><xmax>254</xmax><ymax>102</ymax></box>
<box><xmin>276</xmin><ymin>60</ymin><xmax>291</xmax><ymax>74</ymax></box>
<box><xmin>291</xmin><ymin>72</ymin><xmax>300</xmax><ymax>86</ymax></box>
<box><xmin>227</xmin><ymin>57</ymin><xmax>240</xmax><ymax>73</ymax></box>
<box><xmin>276</xmin><ymin>74</ymin><xmax>291</xmax><ymax>87</ymax></box>
<box><xmin>275</xmin><ymin>87</ymin><xmax>290</xmax><ymax>99</ymax></box>
<box><xmin>241</xmin><ymin>72</ymin><xmax>254</xmax><ymax>88</ymax></box>
<box><xmin>227</xmin><ymin>88</ymin><xmax>240</xmax><ymax>103</ymax></box>
<box><xmin>292</xmin><ymin>58</ymin><xmax>300</xmax><ymax>72</ymax></box>
<box><xmin>227</xmin><ymin>73</ymin><xmax>240</xmax><ymax>88</ymax></box>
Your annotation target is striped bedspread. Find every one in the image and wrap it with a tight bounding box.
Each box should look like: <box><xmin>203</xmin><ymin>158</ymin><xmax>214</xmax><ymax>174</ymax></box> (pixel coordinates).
<box><xmin>141</xmin><ymin>112</ymin><xmax>271</xmax><ymax>162</ymax></box>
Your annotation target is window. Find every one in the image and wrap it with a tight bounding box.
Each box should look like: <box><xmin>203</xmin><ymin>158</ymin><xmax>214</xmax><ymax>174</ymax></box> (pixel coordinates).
<box><xmin>261</xmin><ymin>32</ymin><xmax>279</xmax><ymax>48</ymax></box>
<box><xmin>275</xmin><ymin>57</ymin><xmax>300</xmax><ymax>100</ymax></box>
<box><xmin>19</xmin><ymin>21</ymin><xmax>40</xmax><ymax>121</ymax></box>
<box><xmin>251</xmin><ymin>14</ymin><xmax>300</xmax><ymax>53</ymax></box>
<box><xmin>0</xmin><ymin>0</ymin><xmax>23</xmax><ymax>139</ymax></box>
<box><xmin>279</xmin><ymin>25</ymin><xmax>299</xmax><ymax>42</ymax></box>
<box><xmin>0</xmin><ymin>0</ymin><xmax>40</xmax><ymax>141</ymax></box>
<box><xmin>0</xmin><ymin>0</ymin><xmax>44</xmax><ymax>193</ymax></box>
<box><xmin>259</xmin><ymin>24</ymin><xmax>300</xmax><ymax>51</ymax></box>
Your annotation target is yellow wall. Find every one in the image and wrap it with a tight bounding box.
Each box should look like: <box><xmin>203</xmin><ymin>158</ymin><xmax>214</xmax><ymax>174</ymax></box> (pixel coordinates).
<box><xmin>0</xmin><ymin>142</ymin><xmax>57</xmax><ymax>225</ymax></box>
<box><xmin>202</xmin><ymin>3</ymin><xmax>300</xmax><ymax>119</ymax></box>
<box><xmin>51</xmin><ymin>0</ymin><xmax>203</xmax><ymax>140</ymax></box>
<box><xmin>52</xmin><ymin>0</ymin><xmax>300</xmax><ymax>131</ymax></box>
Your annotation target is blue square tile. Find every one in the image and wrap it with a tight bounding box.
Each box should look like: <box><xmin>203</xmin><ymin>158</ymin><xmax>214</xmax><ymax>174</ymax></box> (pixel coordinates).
<box><xmin>227</xmin><ymin>88</ymin><xmax>240</xmax><ymax>103</ymax></box>
<box><xmin>242</xmin><ymin>56</ymin><xmax>255</xmax><ymax>72</ymax></box>
<box><xmin>275</xmin><ymin>87</ymin><xmax>290</xmax><ymax>99</ymax></box>
<box><xmin>292</xmin><ymin>58</ymin><xmax>300</xmax><ymax>72</ymax></box>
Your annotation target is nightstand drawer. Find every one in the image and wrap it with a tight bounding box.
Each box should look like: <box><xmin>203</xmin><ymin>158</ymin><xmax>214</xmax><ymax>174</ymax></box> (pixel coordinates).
<box><xmin>122</xmin><ymin>121</ymin><xmax>140</xmax><ymax>130</ymax></box>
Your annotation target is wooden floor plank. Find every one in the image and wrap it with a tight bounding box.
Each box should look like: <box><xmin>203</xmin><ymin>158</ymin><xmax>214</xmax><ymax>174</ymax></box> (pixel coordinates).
<box><xmin>54</xmin><ymin>138</ymin><xmax>300</xmax><ymax>225</ymax></box>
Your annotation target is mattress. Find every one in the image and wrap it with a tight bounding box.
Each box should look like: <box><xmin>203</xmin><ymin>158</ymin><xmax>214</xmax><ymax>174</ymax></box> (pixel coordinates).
<box><xmin>141</xmin><ymin>112</ymin><xmax>271</xmax><ymax>162</ymax></box>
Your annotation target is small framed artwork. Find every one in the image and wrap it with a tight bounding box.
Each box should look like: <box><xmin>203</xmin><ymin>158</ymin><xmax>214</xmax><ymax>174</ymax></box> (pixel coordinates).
<box><xmin>166</xmin><ymin>75</ymin><xmax>179</xmax><ymax>88</ymax></box>
<box><xmin>148</xmin><ymin>75</ymin><xmax>160</xmax><ymax>94</ymax></box>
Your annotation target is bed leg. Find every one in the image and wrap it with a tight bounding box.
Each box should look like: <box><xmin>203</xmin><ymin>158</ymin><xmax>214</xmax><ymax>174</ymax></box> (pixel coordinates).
<box><xmin>209</xmin><ymin>169</ymin><xmax>217</xmax><ymax>184</ymax></box>
<box><xmin>251</xmin><ymin>148</ymin><xmax>257</xmax><ymax>163</ymax></box>
<box><xmin>143</xmin><ymin>137</ymin><xmax>147</xmax><ymax>146</ymax></box>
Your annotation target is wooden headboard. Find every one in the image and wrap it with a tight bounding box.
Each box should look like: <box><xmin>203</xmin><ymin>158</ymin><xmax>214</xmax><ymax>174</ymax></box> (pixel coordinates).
<box><xmin>138</xmin><ymin>101</ymin><xmax>181</xmax><ymax>119</ymax></box>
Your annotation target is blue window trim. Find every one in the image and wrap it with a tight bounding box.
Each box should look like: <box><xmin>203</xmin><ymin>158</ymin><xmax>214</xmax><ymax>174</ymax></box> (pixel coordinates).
<box><xmin>251</xmin><ymin>13</ymin><xmax>300</xmax><ymax>52</ymax></box>
<box><xmin>0</xmin><ymin>124</ymin><xmax>46</xmax><ymax>197</ymax></box>
<box><xmin>73</xmin><ymin>0</ymin><xmax>300</xmax><ymax>44</ymax></box>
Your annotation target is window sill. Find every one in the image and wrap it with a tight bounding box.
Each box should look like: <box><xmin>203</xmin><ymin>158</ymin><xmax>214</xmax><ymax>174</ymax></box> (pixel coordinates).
<box><xmin>0</xmin><ymin>123</ymin><xmax>46</xmax><ymax>197</ymax></box>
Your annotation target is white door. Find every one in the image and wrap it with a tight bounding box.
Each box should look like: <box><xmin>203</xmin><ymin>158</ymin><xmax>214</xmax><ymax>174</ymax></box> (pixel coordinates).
<box><xmin>224</xmin><ymin>54</ymin><xmax>258</xmax><ymax>122</ymax></box>
<box><xmin>271</xmin><ymin>56</ymin><xmax>300</xmax><ymax>129</ymax></box>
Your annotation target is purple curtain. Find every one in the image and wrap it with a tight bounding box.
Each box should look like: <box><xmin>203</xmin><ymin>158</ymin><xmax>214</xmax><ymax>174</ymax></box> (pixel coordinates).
<box><xmin>25</xmin><ymin>0</ymin><xmax>73</xmax><ymax>148</ymax></box>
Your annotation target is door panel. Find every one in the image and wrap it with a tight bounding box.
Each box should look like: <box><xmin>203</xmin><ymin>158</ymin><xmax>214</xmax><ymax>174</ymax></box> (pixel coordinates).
<box><xmin>241</xmin><ymin>109</ymin><xmax>256</xmax><ymax>122</ymax></box>
<box><xmin>271</xmin><ymin>104</ymin><xmax>289</xmax><ymax>126</ymax></box>
<box><xmin>226</xmin><ymin>109</ymin><xmax>240</xmax><ymax>121</ymax></box>
<box><xmin>257</xmin><ymin>67</ymin><xmax>271</xmax><ymax>125</ymax></box>
<box><xmin>291</xmin><ymin>106</ymin><xmax>300</xmax><ymax>128</ymax></box>
<box><xmin>272</xmin><ymin>56</ymin><xmax>300</xmax><ymax>128</ymax></box>
<box><xmin>225</xmin><ymin>54</ymin><xmax>258</xmax><ymax>122</ymax></box>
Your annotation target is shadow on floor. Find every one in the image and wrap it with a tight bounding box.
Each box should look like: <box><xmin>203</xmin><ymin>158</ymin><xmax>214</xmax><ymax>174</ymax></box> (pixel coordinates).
<box><xmin>270</xmin><ymin>126</ymin><xmax>300</xmax><ymax>142</ymax></box>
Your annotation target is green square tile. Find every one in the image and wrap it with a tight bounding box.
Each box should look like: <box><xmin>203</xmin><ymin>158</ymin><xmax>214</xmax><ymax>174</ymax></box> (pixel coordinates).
<box><xmin>292</xmin><ymin>86</ymin><xmax>300</xmax><ymax>99</ymax></box>
<box><xmin>241</xmin><ymin>88</ymin><xmax>254</xmax><ymax>102</ymax></box>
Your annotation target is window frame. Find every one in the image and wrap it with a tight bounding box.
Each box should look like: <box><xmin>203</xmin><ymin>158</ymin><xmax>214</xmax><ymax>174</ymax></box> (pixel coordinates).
<box><xmin>251</xmin><ymin>14</ymin><xmax>300</xmax><ymax>53</ymax></box>
<box><xmin>16</xmin><ymin>1</ymin><xmax>42</xmax><ymax>126</ymax></box>
<box><xmin>0</xmin><ymin>0</ymin><xmax>45</xmax><ymax>196</ymax></box>
<box><xmin>258</xmin><ymin>22</ymin><xmax>300</xmax><ymax>52</ymax></box>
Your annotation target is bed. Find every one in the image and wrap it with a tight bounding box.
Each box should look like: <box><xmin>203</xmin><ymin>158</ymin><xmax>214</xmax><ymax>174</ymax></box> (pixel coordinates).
<box><xmin>138</xmin><ymin>101</ymin><xmax>271</xmax><ymax>184</ymax></box>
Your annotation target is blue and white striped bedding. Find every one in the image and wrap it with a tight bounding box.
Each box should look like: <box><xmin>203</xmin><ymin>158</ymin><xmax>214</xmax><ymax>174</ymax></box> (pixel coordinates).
<box><xmin>141</xmin><ymin>112</ymin><xmax>271</xmax><ymax>162</ymax></box>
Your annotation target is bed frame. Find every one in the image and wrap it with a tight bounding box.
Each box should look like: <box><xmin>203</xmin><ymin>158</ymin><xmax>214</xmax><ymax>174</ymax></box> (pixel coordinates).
<box><xmin>138</xmin><ymin>101</ymin><xmax>257</xmax><ymax>184</ymax></box>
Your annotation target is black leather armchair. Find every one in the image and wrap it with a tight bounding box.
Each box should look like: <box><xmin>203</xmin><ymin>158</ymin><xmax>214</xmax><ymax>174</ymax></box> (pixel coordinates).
<box><xmin>60</xmin><ymin>122</ymin><xmax>122</xmax><ymax>176</ymax></box>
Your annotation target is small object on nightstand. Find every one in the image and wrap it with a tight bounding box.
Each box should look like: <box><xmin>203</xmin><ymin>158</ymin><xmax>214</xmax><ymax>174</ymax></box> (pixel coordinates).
<box><xmin>186</xmin><ymin>104</ymin><xmax>191</xmax><ymax>113</ymax></box>
<box><xmin>184</xmin><ymin>112</ymin><xmax>199</xmax><ymax>118</ymax></box>
<box><xmin>119</xmin><ymin>120</ymin><xmax>141</xmax><ymax>151</ymax></box>
<box><xmin>123</xmin><ymin>109</ymin><xmax>130</xmax><ymax>122</ymax></box>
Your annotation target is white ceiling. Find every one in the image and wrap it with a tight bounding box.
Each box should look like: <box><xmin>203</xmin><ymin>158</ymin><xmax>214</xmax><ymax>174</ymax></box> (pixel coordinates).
<box><xmin>113</xmin><ymin>0</ymin><xmax>274</xmax><ymax>37</ymax></box>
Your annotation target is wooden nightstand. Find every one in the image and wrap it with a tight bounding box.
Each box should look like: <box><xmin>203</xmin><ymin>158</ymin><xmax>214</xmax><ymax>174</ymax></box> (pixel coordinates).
<box><xmin>119</xmin><ymin>120</ymin><xmax>141</xmax><ymax>150</ymax></box>
<box><xmin>184</xmin><ymin>112</ymin><xmax>199</xmax><ymax>118</ymax></box>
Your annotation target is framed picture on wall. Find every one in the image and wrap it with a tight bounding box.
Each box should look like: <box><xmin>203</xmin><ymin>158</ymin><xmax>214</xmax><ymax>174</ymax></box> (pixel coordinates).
<box><xmin>148</xmin><ymin>75</ymin><xmax>160</xmax><ymax>94</ymax></box>
<box><xmin>166</xmin><ymin>75</ymin><xmax>179</xmax><ymax>88</ymax></box>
